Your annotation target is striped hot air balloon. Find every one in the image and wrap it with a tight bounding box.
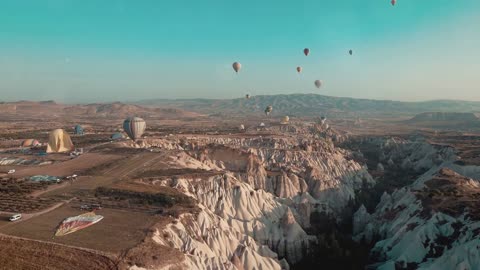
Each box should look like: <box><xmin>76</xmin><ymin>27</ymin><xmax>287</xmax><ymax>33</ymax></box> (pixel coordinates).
<box><xmin>55</xmin><ymin>212</ymin><xmax>104</xmax><ymax>236</ymax></box>
<box><xmin>123</xmin><ymin>117</ymin><xmax>146</xmax><ymax>141</ymax></box>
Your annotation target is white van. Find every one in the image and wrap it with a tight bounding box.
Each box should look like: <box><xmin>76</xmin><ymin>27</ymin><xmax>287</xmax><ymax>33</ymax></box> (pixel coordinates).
<box><xmin>9</xmin><ymin>214</ymin><xmax>22</xmax><ymax>221</ymax></box>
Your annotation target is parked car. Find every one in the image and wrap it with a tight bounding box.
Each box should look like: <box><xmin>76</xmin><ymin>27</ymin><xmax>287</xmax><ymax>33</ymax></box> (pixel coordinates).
<box><xmin>9</xmin><ymin>214</ymin><xmax>22</xmax><ymax>221</ymax></box>
<box><xmin>90</xmin><ymin>204</ymin><xmax>102</xmax><ymax>211</ymax></box>
<box><xmin>80</xmin><ymin>204</ymin><xmax>102</xmax><ymax>211</ymax></box>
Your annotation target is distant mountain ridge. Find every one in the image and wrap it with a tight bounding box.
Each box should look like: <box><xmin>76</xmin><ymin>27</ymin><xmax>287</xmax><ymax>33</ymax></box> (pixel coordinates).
<box><xmin>135</xmin><ymin>94</ymin><xmax>480</xmax><ymax>118</ymax></box>
<box><xmin>406</xmin><ymin>112</ymin><xmax>480</xmax><ymax>128</ymax></box>
<box><xmin>0</xmin><ymin>101</ymin><xmax>202</xmax><ymax>119</ymax></box>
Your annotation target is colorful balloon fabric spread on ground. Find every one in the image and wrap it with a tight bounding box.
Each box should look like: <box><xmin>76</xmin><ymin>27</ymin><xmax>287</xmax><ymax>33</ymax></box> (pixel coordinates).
<box><xmin>54</xmin><ymin>212</ymin><xmax>104</xmax><ymax>236</ymax></box>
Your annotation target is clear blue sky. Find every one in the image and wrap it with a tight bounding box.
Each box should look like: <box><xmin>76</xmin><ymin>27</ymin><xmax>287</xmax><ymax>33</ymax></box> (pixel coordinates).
<box><xmin>1</xmin><ymin>0</ymin><xmax>479</xmax><ymax>103</ymax></box>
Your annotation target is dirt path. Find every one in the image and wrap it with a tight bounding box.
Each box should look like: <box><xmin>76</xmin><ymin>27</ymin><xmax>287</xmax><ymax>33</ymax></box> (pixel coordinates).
<box><xmin>30</xmin><ymin>181</ymin><xmax>70</xmax><ymax>198</ymax></box>
<box><xmin>0</xmin><ymin>200</ymin><xmax>70</xmax><ymax>229</ymax></box>
<box><xmin>13</xmin><ymin>153</ymin><xmax>121</xmax><ymax>178</ymax></box>
<box><xmin>102</xmin><ymin>152</ymin><xmax>167</xmax><ymax>178</ymax></box>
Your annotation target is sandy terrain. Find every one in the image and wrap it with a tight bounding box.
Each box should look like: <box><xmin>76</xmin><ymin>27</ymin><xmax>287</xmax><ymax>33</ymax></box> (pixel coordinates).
<box><xmin>13</xmin><ymin>153</ymin><xmax>123</xmax><ymax>178</ymax></box>
<box><xmin>0</xmin><ymin>235</ymin><xmax>117</xmax><ymax>270</ymax></box>
<box><xmin>1</xmin><ymin>101</ymin><xmax>480</xmax><ymax>269</ymax></box>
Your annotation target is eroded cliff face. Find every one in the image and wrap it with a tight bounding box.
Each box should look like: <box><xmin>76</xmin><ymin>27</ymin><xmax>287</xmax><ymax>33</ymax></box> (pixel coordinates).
<box><xmin>126</xmin><ymin>130</ymin><xmax>480</xmax><ymax>270</ymax></box>
<box><xmin>188</xmin><ymin>137</ymin><xmax>374</xmax><ymax>213</ymax></box>
<box><xmin>352</xmin><ymin>136</ymin><xmax>480</xmax><ymax>270</ymax></box>
<box><xmin>126</xmin><ymin>132</ymin><xmax>374</xmax><ymax>269</ymax></box>
<box><xmin>142</xmin><ymin>172</ymin><xmax>313</xmax><ymax>269</ymax></box>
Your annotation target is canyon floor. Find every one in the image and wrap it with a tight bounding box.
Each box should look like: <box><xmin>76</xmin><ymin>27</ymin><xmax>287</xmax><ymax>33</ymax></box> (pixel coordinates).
<box><xmin>1</xmin><ymin>104</ymin><xmax>479</xmax><ymax>270</ymax></box>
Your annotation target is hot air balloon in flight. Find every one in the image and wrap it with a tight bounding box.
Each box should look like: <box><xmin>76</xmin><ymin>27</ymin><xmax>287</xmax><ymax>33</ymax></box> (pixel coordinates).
<box><xmin>391</xmin><ymin>0</ymin><xmax>396</xmax><ymax>6</ymax></box>
<box><xmin>314</xmin><ymin>80</ymin><xmax>323</xmax><ymax>89</ymax></box>
<box><xmin>349</xmin><ymin>50</ymin><xmax>353</xmax><ymax>55</ymax></box>
<box><xmin>246</xmin><ymin>94</ymin><xmax>251</xmax><ymax>99</ymax></box>
<box><xmin>281</xmin><ymin>116</ymin><xmax>290</xmax><ymax>124</ymax></box>
<box><xmin>265</xmin><ymin>105</ymin><xmax>273</xmax><ymax>116</ymax></box>
<box><xmin>303</xmin><ymin>48</ymin><xmax>310</xmax><ymax>56</ymax></box>
<box><xmin>123</xmin><ymin>117</ymin><xmax>146</xmax><ymax>141</ymax></box>
<box><xmin>296</xmin><ymin>67</ymin><xmax>302</xmax><ymax>73</ymax></box>
<box><xmin>232</xmin><ymin>62</ymin><xmax>241</xmax><ymax>73</ymax></box>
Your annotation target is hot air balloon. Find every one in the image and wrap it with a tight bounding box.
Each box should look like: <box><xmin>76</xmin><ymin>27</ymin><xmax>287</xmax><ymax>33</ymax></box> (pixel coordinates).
<box><xmin>265</xmin><ymin>105</ymin><xmax>273</xmax><ymax>116</ymax></box>
<box><xmin>123</xmin><ymin>117</ymin><xmax>146</xmax><ymax>141</ymax></box>
<box><xmin>281</xmin><ymin>116</ymin><xmax>290</xmax><ymax>124</ymax></box>
<box><xmin>296</xmin><ymin>67</ymin><xmax>302</xmax><ymax>73</ymax></box>
<box><xmin>111</xmin><ymin>133</ymin><xmax>124</xmax><ymax>140</ymax></box>
<box><xmin>303</xmin><ymin>48</ymin><xmax>310</xmax><ymax>56</ymax></box>
<box><xmin>320</xmin><ymin>116</ymin><xmax>327</xmax><ymax>125</ymax></box>
<box><xmin>232</xmin><ymin>62</ymin><xmax>241</xmax><ymax>73</ymax></box>
<box><xmin>349</xmin><ymin>50</ymin><xmax>353</xmax><ymax>55</ymax></box>
<box><xmin>246</xmin><ymin>94</ymin><xmax>251</xmax><ymax>99</ymax></box>
<box><xmin>46</xmin><ymin>129</ymin><xmax>74</xmax><ymax>153</ymax></box>
<box><xmin>239</xmin><ymin>124</ymin><xmax>245</xmax><ymax>131</ymax></box>
<box><xmin>74</xmin><ymin>125</ymin><xmax>84</xmax><ymax>135</ymax></box>
<box><xmin>391</xmin><ymin>0</ymin><xmax>396</xmax><ymax>6</ymax></box>
<box><xmin>55</xmin><ymin>212</ymin><xmax>104</xmax><ymax>237</ymax></box>
<box><xmin>314</xmin><ymin>80</ymin><xmax>323</xmax><ymax>89</ymax></box>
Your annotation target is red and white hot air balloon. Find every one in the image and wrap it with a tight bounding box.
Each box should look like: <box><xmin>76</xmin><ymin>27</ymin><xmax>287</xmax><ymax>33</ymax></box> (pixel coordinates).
<box><xmin>303</xmin><ymin>48</ymin><xmax>310</xmax><ymax>56</ymax></box>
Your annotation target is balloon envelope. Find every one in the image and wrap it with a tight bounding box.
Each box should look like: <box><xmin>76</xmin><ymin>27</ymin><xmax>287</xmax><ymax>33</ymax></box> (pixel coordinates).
<box><xmin>349</xmin><ymin>50</ymin><xmax>353</xmax><ymax>55</ymax></box>
<box><xmin>123</xmin><ymin>117</ymin><xmax>146</xmax><ymax>141</ymax></box>
<box><xmin>246</xmin><ymin>94</ymin><xmax>250</xmax><ymax>99</ymax></box>
<box><xmin>303</xmin><ymin>48</ymin><xmax>310</xmax><ymax>56</ymax></box>
<box><xmin>21</xmin><ymin>139</ymin><xmax>40</xmax><ymax>148</ymax></box>
<box><xmin>111</xmin><ymin>133</ymin><xmax>124</xmax><ymax>140</ymax></box>
<box><xmin>55</xmin><ymin>212</ymin><xmax>104</xmax><ymax>237</ymax></box>
<box><xmin>264</xmin><ymin>106</ymin><xmax>273</xmax><ymax>116</ymax></box>
<box><xmin>314</xmin><ymin>80</ymin><xmax>322</xmax><ymax>89</ymax></box>
<box><xmin>296</xmin><ymin>67</ymin><xmax>302</xmax><ymax>73</ymax></box>
<box><xmin>232</xmin><ymin>62</ymin><xmax>241</xmax><ymax>73</ymax></box>
<box><xmin>74</xmin><ymin>125</ymin><xmax>84</xmax><ymax>135</ymax></box>
<box><xmin>391</xmin><ymin>0</ymin><xmax>396</xmax><ymax>6</ymax></box>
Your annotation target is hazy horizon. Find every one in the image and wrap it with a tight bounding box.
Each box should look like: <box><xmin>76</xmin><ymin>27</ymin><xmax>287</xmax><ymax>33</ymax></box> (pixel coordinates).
<box><xmin>1</xmin><ymin>0</ymin><xmax>479</xmax><ymax>103</ymax></box>
<box><xmin>5</xmin><ymin>93</ymin><xmax>480</xmax><ymax>106</ymax></box>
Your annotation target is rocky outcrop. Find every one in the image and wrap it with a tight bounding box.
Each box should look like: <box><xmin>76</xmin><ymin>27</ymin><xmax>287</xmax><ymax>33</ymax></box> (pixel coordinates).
<box><xmin>152</xmin><ymin>169</ymin><xmax>316</xmax><ymax>268</ymax></box>
<box><xmin>187</xmin><ymin>137</ymin><xmax>374</xmax><ymax>212</ymax></box>
<box><xmin>354</xmin><ymin>166</ymin><xmax>480</xmax><ymax>269</ymax></box>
